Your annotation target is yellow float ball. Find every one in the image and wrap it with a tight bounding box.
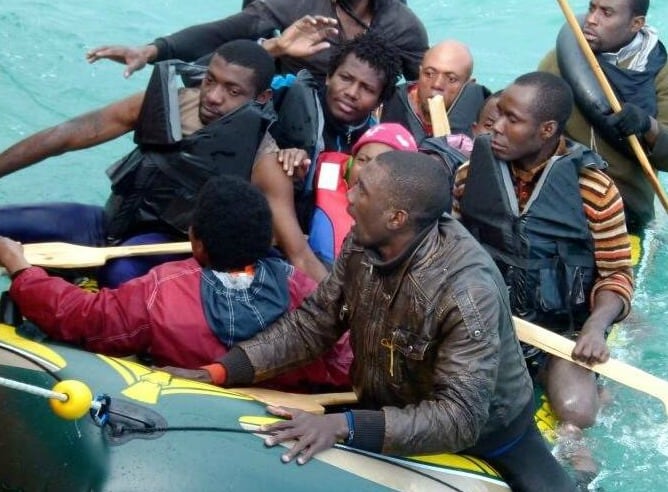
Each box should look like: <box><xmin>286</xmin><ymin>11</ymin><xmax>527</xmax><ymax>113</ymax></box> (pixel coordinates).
<box><xmin>49</xmin><ymin>380</ymin><xmax>93</xmax><ymax>420</ymax></box>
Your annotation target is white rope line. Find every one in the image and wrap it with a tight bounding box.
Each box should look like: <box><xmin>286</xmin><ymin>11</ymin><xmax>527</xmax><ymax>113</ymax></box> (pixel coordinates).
<box><xmin>0</xmin><ymin>376</ymin><xmax>67</xmax><ymax>401</ymax></box>
<box><xmin>0</xmin><ymin>376</ymin><xmax>101</xmax><ymax>410</ymax></box>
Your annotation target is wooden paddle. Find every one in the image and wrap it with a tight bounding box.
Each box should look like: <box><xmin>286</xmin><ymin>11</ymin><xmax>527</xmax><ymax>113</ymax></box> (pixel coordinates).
<box><xmin>22</xmin><ymin>241</ymin><xmax>192</xmax><ymax>268</ymax></box>
<box><xmin>428</xmin><ymin>94</ymin><xmax>451</xmax><ymax>137</ymax></box>
<box><xmin>229</xmin><ymin>318</ymin><xmax>668</xmax><ymax>417</ymax></box>
<box><xmin>232</xmin><ymin>387</ymin><xmax>358</xmax><ymax>415</ymax></box>
<box><xmin>514</xmin><ymin>316</ymin><xmax>668</xmax><ymax>415</ymax></box>
<box><xmin>556</xmin><ymin>0</ymin><xmax>668</xmax><ymax>213</ymax></box>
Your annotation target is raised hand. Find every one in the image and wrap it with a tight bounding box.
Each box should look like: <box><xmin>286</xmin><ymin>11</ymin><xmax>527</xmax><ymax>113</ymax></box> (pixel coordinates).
<box><xmin>264</xmin><ymin>15</ymin><xmax>339</xmax><ymax>59</ymax></box>
<box><xmin>86</xmin><ymin>44</ymin><xmax>158</xmax><ymax>78</ymax></box>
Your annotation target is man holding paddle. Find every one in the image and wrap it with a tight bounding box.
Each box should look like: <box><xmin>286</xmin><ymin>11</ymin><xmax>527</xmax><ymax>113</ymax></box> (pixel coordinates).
<box><xmin>540</xmin><ymin>0</ymin><xmax>668</xmax><ymax>233</ymax></box>
<box><xmin>452</xmin><ymin>71</ymin><xmax>634</xmax><ymax>489</ymax></box>
<box><xmin>0</xmin><ymin>175</ymin><xmax>351</xmax><ymax>392</ymax></box>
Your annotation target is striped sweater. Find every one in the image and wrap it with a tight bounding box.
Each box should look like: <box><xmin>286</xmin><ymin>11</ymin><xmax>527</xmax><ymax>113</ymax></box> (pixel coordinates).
<box><xmin>451</xmin><ymin>144</ymin><xmax>634</xmax><ymax>320</ymax></box>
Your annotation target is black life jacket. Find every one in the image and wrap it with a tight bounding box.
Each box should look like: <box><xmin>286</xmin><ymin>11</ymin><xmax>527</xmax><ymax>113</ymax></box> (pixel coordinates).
<box><xmin>269</xmin><ymin>70</ymin><xmax>373</xmax><ymax>231</ymax></box>
<box><xmin>381</xmin><ymin>81</ymin><xmax>490</xmax><ymax>142</ymax></box>
<box><xmin>104</xmin><ymin>60</ymin><xmax>272</xmax><ymax>241</ymax></box>
<box><xmin>418</xmin><ymin>136</ymin><xmax>467</xmax><ymax>212</ymax></box>
<box><xmin>268</xmin><ymin>71</ymin><xmax>324</xmax><ymax>232</ymax></box>
<box><xmin>459</xmin><ymin>135</ymin><xmax>605</xmax><ymax>331</ymax></box>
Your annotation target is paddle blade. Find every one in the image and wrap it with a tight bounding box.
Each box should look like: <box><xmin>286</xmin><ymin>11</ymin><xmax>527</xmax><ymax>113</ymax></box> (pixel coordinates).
<box><xmin>23</xmin><ymin>241</ymin><xmax>192</xmax><ymax>269</ymax></box>
<box><xmin>23</xmin><ymin>242</ymin><xmax>108</xmax><ymax>268</ymax></box>
<box><xmin>233</xmin><ymin>387</ymin><xmax>358</xmax><ymax>414</ymax></box>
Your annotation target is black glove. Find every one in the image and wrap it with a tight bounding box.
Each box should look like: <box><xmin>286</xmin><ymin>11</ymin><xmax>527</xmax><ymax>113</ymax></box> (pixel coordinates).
<box><xmin>607</xmin><ymin>102</ymin><xmax>652</xmax><ymax>137</ymax></box>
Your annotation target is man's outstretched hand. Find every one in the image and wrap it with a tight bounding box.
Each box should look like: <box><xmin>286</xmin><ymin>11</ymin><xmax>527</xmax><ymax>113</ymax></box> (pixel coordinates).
<box><xmin>86</xmin><ymin>44</ymin><xmax>158</xmax><ymax>78</ymax></box>
<box><xmin>261</xmin><ymin>405</ymin><xmax>349</xmax><ymax>464</ymax></box>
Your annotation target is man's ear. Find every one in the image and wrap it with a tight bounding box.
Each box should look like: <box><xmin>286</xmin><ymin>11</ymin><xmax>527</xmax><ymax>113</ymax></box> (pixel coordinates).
<box><xmin>188</xmin><ymin>226</ymin><xmax>209</xmax><ymax>266</ymax></box>
<box><xmin>387</xmin><ymin>209</ymin><xmax>409</xmax><ymax>231</ymax></box>
<box><xmin>631</xmin><ymin>15</ymin><xmax>646</xmax><ymax>34</ymax></box>
<box><xmin>540</xmin><ymin>120</ymin><xmax>558</xmax><ymax>140</ymax></box>
<box><xmin>255</xmin><ymin>88</ymin><xmax>272</xmax><ymax>105</ymax></box>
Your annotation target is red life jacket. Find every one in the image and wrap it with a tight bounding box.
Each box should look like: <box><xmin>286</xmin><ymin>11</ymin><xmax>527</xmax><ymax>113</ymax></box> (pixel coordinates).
<box><xmin>307</xmin><ymin>151</ymin><xmax>353</xmax><ymax>265</ymax></box>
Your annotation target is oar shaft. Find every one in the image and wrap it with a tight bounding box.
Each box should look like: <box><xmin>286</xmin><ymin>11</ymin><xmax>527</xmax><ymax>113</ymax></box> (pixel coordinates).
<box><xmin>514</xmin><ymin>317</ymin><xmax>668</xmax><ymax>415</ymax></box>
<box><xmin>106</xmin><ymin>242</ymin><xmax>192</xmax><ymax>258</ymax></box>
<box><xmin>556</xmin><ymin>0</ymin><xmax>668</xmax><ymax>212</ymax></box>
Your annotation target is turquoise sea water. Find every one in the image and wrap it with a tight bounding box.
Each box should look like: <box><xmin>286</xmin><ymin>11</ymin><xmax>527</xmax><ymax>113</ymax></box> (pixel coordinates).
<box><xmin>1</xmin><ymin>1</ymin><xmax>667</xmax><ymax>490</ymax></box>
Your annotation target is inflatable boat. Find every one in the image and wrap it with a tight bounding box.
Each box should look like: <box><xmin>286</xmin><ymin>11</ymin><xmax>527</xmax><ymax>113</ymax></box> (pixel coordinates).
<box><xmin>0</xmin><ymin>323</ymin><xmax>558</xmax><ymax>491</ymax></box>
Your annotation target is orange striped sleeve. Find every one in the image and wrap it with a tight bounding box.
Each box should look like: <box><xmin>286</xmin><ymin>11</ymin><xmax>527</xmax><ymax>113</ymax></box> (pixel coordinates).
<box><xmin>579</xmin><ymin>167</ymin><xmax>634</xmax><ymax>320</ymax></box>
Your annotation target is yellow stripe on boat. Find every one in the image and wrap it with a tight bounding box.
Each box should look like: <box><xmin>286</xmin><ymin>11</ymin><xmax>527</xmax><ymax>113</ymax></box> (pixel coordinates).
<box><xmin>99</xmin><ymin>354</ymin><xmax>252</xmax><ymax>404</ymax></box>
<box><xmin>0</xmin><ymin>323</ymin><xmax>66</xmax><ymax>370</ymax></box>
<box><xmin>630</xmin><ymin>233</ymin><xmax>641</xmax><ymax>266</ymax></box>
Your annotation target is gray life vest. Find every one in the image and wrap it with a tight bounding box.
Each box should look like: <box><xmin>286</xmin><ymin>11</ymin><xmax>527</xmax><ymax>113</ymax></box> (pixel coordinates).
<box><xmin>104</xmin><ymin>60</ymin><xmax>273</xmax><ymax>241</ymax></box>
<box><xmin>381</xmin><ymin>80</ymin><xmax>490</xmax><ymax>142</ymax></box>
<box><xmin>459</xmin><ymin>135</ymin><xmax>605</xmax><ymax>331</ymax></box>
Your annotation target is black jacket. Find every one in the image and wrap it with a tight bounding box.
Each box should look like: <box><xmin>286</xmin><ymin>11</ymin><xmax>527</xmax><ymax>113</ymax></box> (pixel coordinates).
<box><xmin>152</xmin><ymin>0</ymin><xmax>428</xmax><ymax>83</ymax></box>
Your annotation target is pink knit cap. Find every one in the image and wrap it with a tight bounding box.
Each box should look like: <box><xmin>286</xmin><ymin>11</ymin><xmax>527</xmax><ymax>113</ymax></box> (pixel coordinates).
<box><xmin>351</xmin><ymin>123</ymin><xmax>418</xmax><ymax>155</ymax></box>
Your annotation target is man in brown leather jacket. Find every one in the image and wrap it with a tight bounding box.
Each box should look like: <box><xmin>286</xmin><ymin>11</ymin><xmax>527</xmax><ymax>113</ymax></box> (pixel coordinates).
<box><xmin>174</xmin><ymin>151</ymin><xmax>574</xmax><ymax>491</ymax></box>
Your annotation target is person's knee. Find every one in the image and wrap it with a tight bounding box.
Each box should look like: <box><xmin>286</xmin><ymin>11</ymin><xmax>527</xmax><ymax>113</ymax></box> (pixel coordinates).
<box><xmin>556</xmin><ymin>403</ymin><xmax>597</xmax><ymax>429</ymax></box>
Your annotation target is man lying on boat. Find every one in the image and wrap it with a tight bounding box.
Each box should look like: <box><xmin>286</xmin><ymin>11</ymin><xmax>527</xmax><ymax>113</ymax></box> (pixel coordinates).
<box><xmin>0</xmin><ymin>39</ymin><xmax>327</xmax><ymax>286</ymax></box>
<box><xmin>0</xmin><ymin>175</ymin><xmax>351</xmax><ymax>393</ymax></box>
<box><xmin>164</xmin><ymin>151</ymin><xmax>576</xmax><ymax>492</ymax></box>
<box><xmin>452</xmin><ymin>71</ymin><xmax>634</xmax><ymax>490</ymax></box>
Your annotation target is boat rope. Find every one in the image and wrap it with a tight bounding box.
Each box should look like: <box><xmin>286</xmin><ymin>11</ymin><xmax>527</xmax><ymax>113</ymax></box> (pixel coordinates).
<box><xmin>336</xmin><ymin>446</ymin><xmax>469</xmax><ymax>492</ymax></box>
<box><xmin>0</xmin><ymin>375</ymin><xmax>68</xmax><ymax>402</ymax></box>
<box><xmin>0</xmin><ymin>346</ymin><xmax>485</xmax><ymax>490</ymax></box>
<box><xmin>0</xmin><ymin>375</ymin><xmax>101</xmax><ymax>410</ymax></box>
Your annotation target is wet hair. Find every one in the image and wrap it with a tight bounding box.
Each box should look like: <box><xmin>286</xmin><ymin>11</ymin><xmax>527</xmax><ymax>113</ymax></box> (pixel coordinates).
<box><xmin>374</xmin><ymin>150</ymin><xmax>450</xmax><ymax>231</ymax></box>
<box><xmin>214</xmin><ymin>39</ymin><xmax>275</xmax><ymax>95</ymax></box>
<box><xmin>327</xmin><ymin>30</ymin><xmax>402</xmax><ymax>102</ymax></box>
<box><xmin>512</xmin><ymin>71</ymin><xmax>573</xmax><ymax>132</ymax></box>
<box><xmin>191</xmin><ymin>175</ymin><xmax>273</xmax><ymax>271</ymax></box>
<box><xmin>630</xmin><ymin>0</ymin><xmax>649</xmax><ymax>16</ymax></box>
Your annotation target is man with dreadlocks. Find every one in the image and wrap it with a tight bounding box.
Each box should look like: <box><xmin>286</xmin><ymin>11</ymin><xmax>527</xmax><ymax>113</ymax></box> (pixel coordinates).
<box><xmin>86</xmin><ymin>0</ymin><xmax>428</xmax><ymax>83</ymax></box>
